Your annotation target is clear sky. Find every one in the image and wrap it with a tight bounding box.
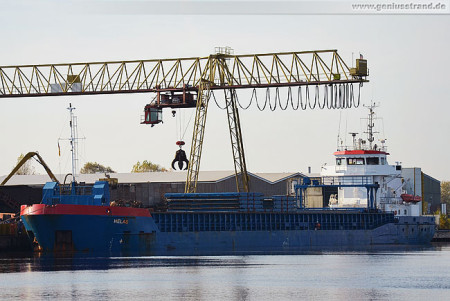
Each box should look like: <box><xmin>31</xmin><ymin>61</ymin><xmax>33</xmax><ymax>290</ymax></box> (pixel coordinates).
<box><xmin>1</xmin><ymin>1</ymin><xmax>449</xmax><ymax>181</ymax></box>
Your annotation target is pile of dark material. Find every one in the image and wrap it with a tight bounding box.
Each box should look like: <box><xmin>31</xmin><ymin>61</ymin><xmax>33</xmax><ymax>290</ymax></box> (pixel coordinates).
<box><xmin>110</xmin><ymin>200</ymin><xmax>143</xmax><ymax>208</ymax></box>
<box><xmin>165</xmin><ymin>193</ymin><xmax>297</xmax><ymax>212</ymax></box>
<box><xmin>165</xmin><ymin>192</ymin><xmax>263</xmax><ymax>212</ymax></box>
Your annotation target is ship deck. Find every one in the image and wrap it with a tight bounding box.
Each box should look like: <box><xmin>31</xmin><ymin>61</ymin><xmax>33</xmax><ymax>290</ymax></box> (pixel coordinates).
<box><xmin>152</xmin><ymin>211</ymin><xmax>396</xmax><ymax>232</ymax></box>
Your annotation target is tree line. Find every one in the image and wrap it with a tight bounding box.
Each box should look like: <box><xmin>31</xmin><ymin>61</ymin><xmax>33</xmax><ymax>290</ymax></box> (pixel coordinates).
<box><xmin>12</xmin><ymin>154</ymin><xmax>167</xmax><ymax>175</ymax></box>
<box><xmin>80</xmin><ymin>160</ymin><xmax>167</xmax><ymax>174</ymax></box>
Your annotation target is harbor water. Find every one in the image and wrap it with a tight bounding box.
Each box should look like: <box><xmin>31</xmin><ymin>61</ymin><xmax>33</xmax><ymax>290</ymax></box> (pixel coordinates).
<box><xmin>1</xmin><ymin>244</ymin><xmax>450</xmax><ymax>300</ymax></box>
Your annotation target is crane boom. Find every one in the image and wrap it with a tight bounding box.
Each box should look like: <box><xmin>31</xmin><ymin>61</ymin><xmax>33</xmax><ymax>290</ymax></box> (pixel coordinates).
<box><xmin>0</xmin><ymin>50</ymin><xmax>367</xmax><ymax>98</ymax></box>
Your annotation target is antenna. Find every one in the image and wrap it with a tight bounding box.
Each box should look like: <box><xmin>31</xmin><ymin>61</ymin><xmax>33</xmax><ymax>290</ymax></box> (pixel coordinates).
<box><xmin>363</xmin><ymin>101</ymin><xmax>379</xmax><ymax>150</ymax></box>
<box><xmin>59</xmin><ymin>103</ymin><xmax>85</xmax><ymax>183</ymax></box>
<box><xmin>68</xmin><ymin>103</ymin><xmax>78</xmax><ymax>182</ymax></box>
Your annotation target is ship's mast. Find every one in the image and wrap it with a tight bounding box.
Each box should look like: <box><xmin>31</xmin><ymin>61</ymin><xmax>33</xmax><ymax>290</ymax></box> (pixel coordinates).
<box><xmin>67</xmin><ymin>103</ymin><xmax>79</xmax><ymax>183</ymax></box>
<box><xmin>363</xmin><ymin>102</ymin><xmax>379</xmax><ymax>150</ymax></box>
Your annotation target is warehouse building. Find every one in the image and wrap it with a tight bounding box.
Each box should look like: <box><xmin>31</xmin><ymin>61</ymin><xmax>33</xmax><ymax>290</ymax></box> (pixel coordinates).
<box><xmin>402</xmin><ymin>168</ymin><xmax>441</xmax><ymax>214</ymax></box>
<box><xmin>1</xmin><ymin>168</ymin><xmax>441</xmax><ymax>214</ymax></box>
<box><xmin>0</xmin><ymin>171</ymin><xmax>304</xmax><ymax>211</ymax></box>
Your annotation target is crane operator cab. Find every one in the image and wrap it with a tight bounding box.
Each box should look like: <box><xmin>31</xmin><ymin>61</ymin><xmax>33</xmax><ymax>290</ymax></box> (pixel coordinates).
<box><xmin>141</xmin><ymin>105</ymin><xmax>163</xmax><ymax>126</ymax></box>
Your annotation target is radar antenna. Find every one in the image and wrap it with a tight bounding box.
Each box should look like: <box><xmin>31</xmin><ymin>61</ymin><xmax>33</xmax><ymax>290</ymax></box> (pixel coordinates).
<box><xmin>349</xmin><ymin>132</ymin><xmax>358</xmax><ymax>150</ymax></box>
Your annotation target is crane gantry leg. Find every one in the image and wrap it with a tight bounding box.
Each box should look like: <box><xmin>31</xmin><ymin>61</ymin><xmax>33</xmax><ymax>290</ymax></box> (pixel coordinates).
<box><xmin>185</xmin><ymin>52</ymin><xmax>250</xmax><ymax>193</ymax></box>
<box><xmin>225</xmin><ymin>89</ymin><xmax>249</xmax><ymax>192</ymax></box>
<box><xmin>185</xmin><ymin>81</ymin><xmax>211</xmax><ymax>193</ymax></box>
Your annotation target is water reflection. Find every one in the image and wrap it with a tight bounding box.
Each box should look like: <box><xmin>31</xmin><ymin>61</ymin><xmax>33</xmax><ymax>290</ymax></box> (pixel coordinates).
<box><xmin>0</xmin><ymin>243</ymin><xmax>441</xmax><ymax>274</ymax></box>
<box><xmin>0</xmin><ymin>253</ymin><xmax>262</xmax><ymax>273</ymax></box>
<box><xmin>0</xmin><ymin>245</ymin><xmax>449</xmax><ymax>301</ymax></box>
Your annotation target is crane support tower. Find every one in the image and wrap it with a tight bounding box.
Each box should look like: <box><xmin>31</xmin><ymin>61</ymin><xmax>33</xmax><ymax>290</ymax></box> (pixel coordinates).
<box><xmin>0</xmin><ymin>49</ymin><xmax>368</xmax><ymax>193</ymax></box>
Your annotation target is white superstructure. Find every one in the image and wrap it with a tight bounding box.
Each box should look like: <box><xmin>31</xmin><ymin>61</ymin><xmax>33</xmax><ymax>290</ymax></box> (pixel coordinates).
<box><xmin>321</xmin><ymin>104</ymin><xmax>422</xmax><ymax>216</ymax></box>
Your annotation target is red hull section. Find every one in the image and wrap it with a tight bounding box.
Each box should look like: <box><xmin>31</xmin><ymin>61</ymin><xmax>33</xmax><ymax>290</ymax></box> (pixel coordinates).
<box><xmin>20</xmin><ymin>204</ymin><xmax>151</xmax><ymax>217</ymax></box>
<box><xmin>334</xmin><ymin>150</ymin><xmax>389</xmax><ymax>155</ymax></box>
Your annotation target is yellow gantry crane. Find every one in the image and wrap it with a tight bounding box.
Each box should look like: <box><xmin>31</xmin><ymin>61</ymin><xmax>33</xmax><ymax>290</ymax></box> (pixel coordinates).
<box><xmin>0</xmin><ymin>48</ymin><xmax>368</xmax><ymax>193</ymax></box>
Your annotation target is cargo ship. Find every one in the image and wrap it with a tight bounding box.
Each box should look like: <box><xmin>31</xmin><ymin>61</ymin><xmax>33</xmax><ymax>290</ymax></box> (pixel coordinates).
<box><xmin>19</xmin><ymin>183</ymin><xmax>435</xmax><ymax>255</ymax></box>
<box><xmin>19</xmin><ymin>104</ymin><xmax>435</xmax><ymax>255</ymax></box>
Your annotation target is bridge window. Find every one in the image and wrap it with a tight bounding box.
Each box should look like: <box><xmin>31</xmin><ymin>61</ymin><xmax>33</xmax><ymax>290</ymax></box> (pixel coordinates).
<box><xmin>336</xmin><ymin>158</ymin><xmax>345</xmax><ymax>165</ymax></box>
<box><xmin>347</xmin><ymin>158</ymin><xmax>364</xmax><ymax>165</ymax></box>
<box><xmin>366</xmin><ymin>157</ymin><xmax>379</xmax><ymax>165</ymax></box>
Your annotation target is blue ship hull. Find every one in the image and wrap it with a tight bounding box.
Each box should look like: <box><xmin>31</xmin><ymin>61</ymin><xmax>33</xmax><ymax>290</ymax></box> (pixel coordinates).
<box><xmin>21</xmin><ymin>207</ymin><xmax>435</xmax><ymax>256</ymax></box>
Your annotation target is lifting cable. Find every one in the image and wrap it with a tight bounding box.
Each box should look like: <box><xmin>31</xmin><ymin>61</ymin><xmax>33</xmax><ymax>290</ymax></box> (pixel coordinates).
<box><xmin>181</xmin><ymin>112</ymin><xmax>194</xmax><ymax>141</ymax></box>
<box><xmin>177</xmin><ymin>109</ymin><xmax>181</xmax><ymax>141</ymax></box>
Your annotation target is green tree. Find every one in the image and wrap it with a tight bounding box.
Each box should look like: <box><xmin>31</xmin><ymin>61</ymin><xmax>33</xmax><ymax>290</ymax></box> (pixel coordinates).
<box><xmin>442</xmin><ymin>181</ymin><xmax>450</xmax><ymax>207</ymax></box>
<box><xmin>15</xmin><ymin>153</ymin><xmax>36</xmax><ymax>175</ymax></box>
<box><xmin>439</xmin><ymin>213</ymin><xmax>450</xmax><ymax>229</ymax></box>
<box><xmin>80</xmin><ymin>162</ymin><xmax>115</xmax><ymax>174</ymax></box>
<box><xmin>131</xmin><ymin>160</ymin><xmax>167</xmax><ymax>173</ymax></box>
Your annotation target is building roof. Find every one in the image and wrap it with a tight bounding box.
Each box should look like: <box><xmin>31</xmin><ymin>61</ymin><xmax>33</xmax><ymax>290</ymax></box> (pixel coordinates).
<box><xmin>0</xmin><ymin>171</ymin><xmax>304</xmax><ymax>186</ymax></box>
<box><xmin>251</xmin><ymin>172</ymin><xmax>304</xmax><ymax>184</ymax></box>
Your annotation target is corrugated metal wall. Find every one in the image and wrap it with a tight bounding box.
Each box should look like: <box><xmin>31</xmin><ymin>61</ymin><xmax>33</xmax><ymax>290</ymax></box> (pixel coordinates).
<box><xmin>422</xmin><ymin>173</ymin><xmax>441</xmax><ymax>213</ymax></box>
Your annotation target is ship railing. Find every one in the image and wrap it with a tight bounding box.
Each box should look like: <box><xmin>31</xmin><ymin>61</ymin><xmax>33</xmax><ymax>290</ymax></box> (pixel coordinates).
<box><xmin>303</xmin><ymin>176</ymin><xmax>374</xmax><ymax>186</ymax></box>
<box><xmin>75</xmin><ymin>185</ymin><xmax>93</xmax><ymax>195</ymax></box>
<box><xmin>301</xmin><ymin>207</ymin><xmax>368</xmax><ymax>212</ymax></box>
<box><xmin>379</xmin><ymin>197</ymin><xmax>403</xmax><ymax>205</ymax></box>
<box><xmin>56</xmin><ymin>183</ymin><xmax>93</xmax><ymax>196</ymax></box>
<box><xmin>296</xmin><ymin>176</ymin><xmax>378</xmax><ymax>210</ymax></box>
<box><xmin>335</xmin><ymin>165</ymin><xmax>347</xmax><ymax>172</ymax></box>
<box><xmin>336</xmin><ymin>145</ymin><xmax>388</xmax><ymax>152</ymax></box>
<box><xmin>57</xmin><ymin>184</ymin><xmax>72</xmax><ymax>195</ymax></box>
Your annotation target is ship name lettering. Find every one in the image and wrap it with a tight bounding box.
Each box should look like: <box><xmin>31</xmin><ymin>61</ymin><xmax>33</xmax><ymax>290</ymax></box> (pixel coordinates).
<box><xmin>113</xmin><ymin>219</ymin><xmax>129</xmax><ymax>225</ymax></box>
